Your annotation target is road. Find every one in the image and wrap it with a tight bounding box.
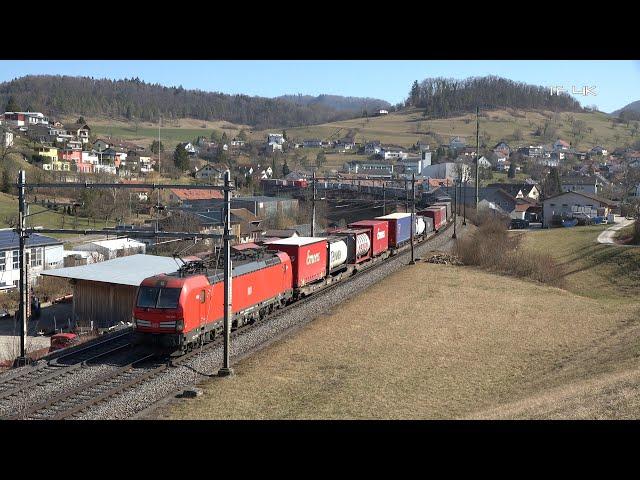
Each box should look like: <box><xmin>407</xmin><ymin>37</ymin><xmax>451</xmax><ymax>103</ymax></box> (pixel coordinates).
<box><xmin>596</xmin><ymin>215</ymin><xmax>635</xmax><ymax>245</ymax></box>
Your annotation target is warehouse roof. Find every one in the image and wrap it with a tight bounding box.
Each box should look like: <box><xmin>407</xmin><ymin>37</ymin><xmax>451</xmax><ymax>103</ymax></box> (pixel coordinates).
<box><xmin>79</xmin><ymin>237</ymin><xmax>146</xmax><ymax>251</ymax></box>
<box><xmin>41</xmin><ymin>254</ymin><xmax>181</xmax><ymax>286</ymax></box>
<box><xmin>0</xmin><ymin>229</ymin><xmax>62</xmax><ymax>251</ymax></box>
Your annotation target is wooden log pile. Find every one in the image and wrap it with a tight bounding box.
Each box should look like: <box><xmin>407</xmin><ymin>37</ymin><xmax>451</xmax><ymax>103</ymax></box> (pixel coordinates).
<box><xmin>423</xmin><ymin>251</ymin><xmax>463</xmax><ymax>265</ymax></box>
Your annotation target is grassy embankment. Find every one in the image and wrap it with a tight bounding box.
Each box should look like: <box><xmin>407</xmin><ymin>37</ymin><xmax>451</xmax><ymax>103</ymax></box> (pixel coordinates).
<box><xmin>157</xmin><ymin>222</ymin><xmax>640</xmax><ymax>420</ymax></box>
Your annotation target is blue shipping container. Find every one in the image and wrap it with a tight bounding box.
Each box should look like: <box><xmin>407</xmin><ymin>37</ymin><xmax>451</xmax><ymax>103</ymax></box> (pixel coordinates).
<box><xmin>375</xmin><ymin>213</ymin><xmax>412</xmax><ymax>247</ymax></box>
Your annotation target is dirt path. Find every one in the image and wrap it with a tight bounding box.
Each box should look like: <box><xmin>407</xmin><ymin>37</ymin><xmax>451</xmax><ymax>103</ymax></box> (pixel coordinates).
<box><xmin>596</xmin><ymin>215</ymin><xmax>634</xmax><ymax>245</ymax></box>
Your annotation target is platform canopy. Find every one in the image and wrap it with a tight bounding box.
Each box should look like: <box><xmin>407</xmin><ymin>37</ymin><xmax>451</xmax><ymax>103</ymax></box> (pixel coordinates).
<box><xmin>41</xmin><ymin>254</ymin><xmax>183</xmax><ymax>286</ymax></box>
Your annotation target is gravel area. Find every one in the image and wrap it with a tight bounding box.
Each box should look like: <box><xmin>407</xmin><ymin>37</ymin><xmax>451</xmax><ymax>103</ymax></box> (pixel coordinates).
<box><xmin>75</xmin><ymin>220</ymin><xmax>468</xmax><ymax>420</ymax></box>
<box><xmin>0</xmin><ymin>347</ymin><xmax>148</xmax><ymax>419</ymax></box>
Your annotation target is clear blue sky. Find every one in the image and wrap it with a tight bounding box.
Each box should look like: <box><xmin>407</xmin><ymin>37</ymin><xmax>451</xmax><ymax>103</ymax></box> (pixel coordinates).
<box><xmin>1</xmin><ymin>60</ymin><xmax>639</xmax><ymax>113</ymax></box>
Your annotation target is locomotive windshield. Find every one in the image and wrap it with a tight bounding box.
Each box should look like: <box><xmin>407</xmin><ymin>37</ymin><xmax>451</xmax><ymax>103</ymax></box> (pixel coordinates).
<box><xmin>137</xmin><ymin>287</ymin><xmax>182</xmax><ymax>309</ymax></box>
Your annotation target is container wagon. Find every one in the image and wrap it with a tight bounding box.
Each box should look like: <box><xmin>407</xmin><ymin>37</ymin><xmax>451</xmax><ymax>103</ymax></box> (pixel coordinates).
<box><xmin>348</xmin><ymin>220</ymin><xmax>389</xmax><ymax>256</ymax></box>
<box><xmin>375</xmin><ymin>213</ymin><xmax>413</xmax><ymax>247</ymax></box>
<box><xmin>265</xmin><ymin>237</ymin><xmax>328</xmax><ymax>290</ymax></box>
<box><xmin>329</xmin><ymin>228</ymin><xmax>371</xmax><ymax>264</ymax></box>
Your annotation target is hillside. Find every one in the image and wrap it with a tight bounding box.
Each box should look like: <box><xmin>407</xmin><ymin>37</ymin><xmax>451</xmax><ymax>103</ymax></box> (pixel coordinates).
<box><xmin>253</xmin><ymin>107</ymin><xmax>638</xmax><ymax>152</ymax></box>
<box><xmin>612</xmin><ymin>99</ymin><xmax>640</xmax><ymax>116</ymax></box>
<box><xmin>0</xmin><ymin>75</ymin><xmax>364</xmax><ymax>130</ymax></box>
<box><xmin>408</xmin><ymin>76</ymin><xmax>583</xmax><ymax>118</ymax></box>
<box><xmin>277</xmin><ymin>94</ymin><xmax>390</xmax><ymax>112</ymax></box>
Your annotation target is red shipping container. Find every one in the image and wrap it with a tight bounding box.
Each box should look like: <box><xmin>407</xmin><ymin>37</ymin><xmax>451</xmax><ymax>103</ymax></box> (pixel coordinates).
<box><xmin>266</xmin><ymin>237</ymin><xmax>328</xmax><ymax>287</ymax></box>
<box><xmin>422</xmin><ymin>207</ymin><xmax>445</xmax><ymax>230</ymax></box>
<box><xmin>348</xmin><ymin>220</ymin><xmax>389</xmax><ymax>256</ymax></box>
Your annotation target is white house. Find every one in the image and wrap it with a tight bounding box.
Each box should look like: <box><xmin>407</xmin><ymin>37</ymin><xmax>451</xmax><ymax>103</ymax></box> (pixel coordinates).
<box><xmin>0</xmin><ymin>230</ymin><xmax>64</xmax><ymax>290</ymax></box>
<box><xmin>364</xmin><ymin>141</ymin><xmax>382</xmax><ymax>155</ymax></box>
<box><xmin>75</xmin><ymin>238</ymin><xmax>146</xmax><ymax>261</ymax></box>
<box><xmin>542</xmin><ymin>191</ymin><xmax>615</xmax><ymax>228</ymax></box>
<box><xmin>381</xmin><ymin>147</ymin><xmax>408</xmax><ymax>160</ymax></box>
<box><xmin>477</xmin><ymin>156</ymin><xmax>492</xmax><ymax>168</ymax></box>
<box><xmin>195</xmin><ymin>164</ymin><xmax>225</xmax><ymax>181</ymax></box>
<box><xmin>377</xmin><ymin>109</ymin><xmax>389</xmax><ymax>115</ymax></box>
<box><xmin>267</xmin><ymin>133</ymin><xmax>285</xmax><ymax>145</ymax></box>
<box><xmin>1</xmin><ymin>129</ymin><xmax>13</xmax><ymax>148</ymax></box>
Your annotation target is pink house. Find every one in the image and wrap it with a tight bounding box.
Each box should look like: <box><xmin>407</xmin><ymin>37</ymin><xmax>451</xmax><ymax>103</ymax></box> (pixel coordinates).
<box><xmin>58</xmin><ymin>147</ymin><xmax>82</xmax><ymax>163</ymax></box>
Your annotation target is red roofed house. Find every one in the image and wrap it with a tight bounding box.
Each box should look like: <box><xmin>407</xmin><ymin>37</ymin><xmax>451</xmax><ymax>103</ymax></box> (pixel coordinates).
<box><xmin>168</xmin><ymin>188</ymin><xmax>224</xmax><ymax>206</ymax></box>
<box><xmin>553</xmin><ymin>139</ymin><xmax>571</xmax><ymax>151</ymax></box>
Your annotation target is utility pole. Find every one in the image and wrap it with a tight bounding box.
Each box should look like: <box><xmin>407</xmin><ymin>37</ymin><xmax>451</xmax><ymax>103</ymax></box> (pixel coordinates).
<box><xmin>453</xmin><ymin>175</ymin><xmax>458</xmax><ymax>239</ymax></box>
<box><xmin>382</xmin><ymin>180</ymin><xmax>386</xmax><ymax>215</ymax></box>
<box><xmin>410</xmin><ymin>173</ymin><xmax>416</xmax><ymax>265</ymax></box>
<box><xmin>311</xmin><ymin>171</ymin><xmax>316</xmax><ymax>236</ymax></box>
<box><xmin>475</xmin><ymin>106</ymin><xmax>480</xmax><ymax>210</ymax></box>
<box><xmin>16</xmin><ymin>170</ymin><xmax>29</xmax><ymax>366</ymax></box>
<box><xmin>218</xmin><ymin>170</ymin><xmax>234</xmax><ymax>377</ymax></box>
<box><xmin>405</xmin><ymin>178</ymin><xmax>409</xmax><ymax>212</ymax></box>
<box><xmin>463</xmin><ymin>172</ymin><xmax>467</xmax><ymax>226</ymax></box>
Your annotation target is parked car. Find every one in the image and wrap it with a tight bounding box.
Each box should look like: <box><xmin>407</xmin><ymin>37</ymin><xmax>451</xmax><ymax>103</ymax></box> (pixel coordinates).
<box><xmin>0</xmin><ymin>308</ymin><xmax>11</xmax><ymax>319</ymax></box>
<box><xmin>49</xmin><ymin>333</ymin><xmax>80</xmax><ymax>353</ymax></box>
<box><xmin>509</xmin><ymin>219</ymin><xmax>529</xmax><ymax>229</ymax></box>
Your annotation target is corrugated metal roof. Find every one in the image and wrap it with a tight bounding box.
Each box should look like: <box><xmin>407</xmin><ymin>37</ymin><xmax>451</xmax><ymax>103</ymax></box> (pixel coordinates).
<box><xmin>0</xmin><ymin>229</ymin><xmax>62</xmax><ymax>251</ymax></box>
<box><xmin>376</xmin><ymin>213</ymin><xmax>411</xmax><ymax>220</ymax></box>
<box><xmin>41</xmin><ymin>254</ymin><xmax>181</xmax><ymax>286</ymax></box>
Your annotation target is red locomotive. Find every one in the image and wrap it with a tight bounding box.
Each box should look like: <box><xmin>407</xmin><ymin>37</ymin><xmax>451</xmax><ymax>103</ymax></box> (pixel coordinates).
<box><xmin>133</xmin><ymin>251</ymin><xmax>293</xmax><ymax>353</ymax></box>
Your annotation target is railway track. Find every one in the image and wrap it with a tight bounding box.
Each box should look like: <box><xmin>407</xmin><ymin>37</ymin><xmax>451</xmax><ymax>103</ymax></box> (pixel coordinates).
<box><xmin>3</xmin><ymin>220</ymin><xmax>455</xmax><ymax>420</ymax></box>
<box><xmin>0</xmin><ymin>331</ymin><xmax>133</xmax><ymax>403</ymax></box>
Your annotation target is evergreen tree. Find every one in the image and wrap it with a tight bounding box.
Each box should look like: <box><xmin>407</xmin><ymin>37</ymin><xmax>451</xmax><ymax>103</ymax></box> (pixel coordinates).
<box><xmin>282</xmin><ymin>130</ymin><xmax>288</xmax><ymax>141</ymax></box>
<box><xmin>238</xmin><ymin>129</ymin><xmax>247</xmax><ymax>141</ymax></box>
<box><xmin>1</xmin><ymin>169</ymin><xmax>11</xmax><ymax>194</ymax></box>
<box><xmin>150</xmin><ymin>140</ymin><xmax>164</xmax><ymax>154</ymax></box>
<box><xmin>5</xmin><ymin>96</ymin><xmax>18</xmax><ymax>112</ymax></box>
<box><xmin>173</xmin><ymin>144</ymin><xmax>190</xmax><ymax>171</ymax></box>
<box><xmin>282</xmin><ymin>160</ymin><xmax>290</xmax><ymax>177</ymax></box>
<box><xmin>508</xmin><ymin>161</ymin><xmax>516</xmax><ymax>179</ymax></box>
<box><xmin>221</xmin><ymin>132</ymin><xmax>228</xmax><ymax>145</ymax></box>
<box><xmin>210</xmin><ymin>130</ymin><xmax>222</xmax><ymax>142</ymax></box>
<box><xmin>409</xmin><ymin>80</ymin><xmax>420</xmax><ymax>106</ymax></box>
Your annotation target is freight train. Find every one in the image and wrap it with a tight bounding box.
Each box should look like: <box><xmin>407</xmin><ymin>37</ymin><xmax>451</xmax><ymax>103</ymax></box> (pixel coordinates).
<box><xmin>133</xmin><ymin>207</ymin><xmax>452</xmax><ymax>354</ymax></box>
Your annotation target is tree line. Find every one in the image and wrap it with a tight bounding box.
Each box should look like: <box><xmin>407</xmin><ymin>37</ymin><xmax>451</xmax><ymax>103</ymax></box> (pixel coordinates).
<box><xmin>407</xmin><ymin>76</ymin><xmax>583</xmax><ymax>118</ymax></box>
<box><xmin>0</xmin><ymin>75</ymin><xmax>366</xmax><ymax>129</ymax></box>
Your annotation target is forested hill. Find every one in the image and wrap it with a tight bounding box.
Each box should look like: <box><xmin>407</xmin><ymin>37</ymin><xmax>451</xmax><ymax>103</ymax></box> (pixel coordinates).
<box><xmin>407</xmin><ymin>76</ymin><xmax>584</xmax><ymax>118</ymax></box>
<box><xmin>0</xmin><ymin>75</ymin><xmax>365</xmax><ymax>129</ymax></box>
<box><xmin>277</xmin><ymin>94</ymin><xmax>391</xmax><ymax>112</ymax></box>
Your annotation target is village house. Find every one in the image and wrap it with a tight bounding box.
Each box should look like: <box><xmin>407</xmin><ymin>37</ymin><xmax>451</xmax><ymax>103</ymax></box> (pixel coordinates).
<box><xmin>493</xmin><ymin>141</ymin><xmax>511</xmax><ymax>157</ymax></box>
<box><xmin>487</xmin><ymin>182</ymin><xmax>541</xmax><ymax>201</ymax></box>
<box><xmin>364</xmin><ymin>140</ymin><xmax>382</xmax><ymax>155</ymax></box>
<box><xmin>335</xmin><ymin>137</ymin><xmax>356</xmax><ymax>152</ymax></box>
<box><xmin>0</xmin><ymin>229</ymin><xmax>64</xmax><ymax>291</ymax></box>
<box><xmin>541</xmin><ymin>191</ymin><xmax>616</xmax><ymax>228</ymax></box>
<box><xmin>64</xmin><ymin>123</ymin><xmax>91</xmax><ymax>144</ymax></box>
<box><xmin>449</xmin><ymin>136</ymin><xmax>466</xmax><ymax>151</ymax></box>
<box><xmin>477</xmin><ymin>156</ymin><xmax>492</xmax><ymax>168</ymax></box>
<box><xmin>553</xmin><ymin>139</ymin><xmax>571</xmax><ymax>151</ymax></box>
<box><xmin>230</xmin><ymin>138</ymin><xmax>245</xmax><ymax>147</ymax></box>
<box><xmin>381</xmin><ymin>146</ymin><xmax>408</xmax><ymax>161</ymax></box>
<box><xmin>303</xmin><ymin>139</ymin><xmax>322</xmax><ymax>148</ymax></box>
<box><xmin>561</xmin><ymin>175</ymin><xmax>602</xmax><ymax>196</ymax></box>
<box><xmin>518</xmin><ymin>145</ymin><xmax>545</xmax><ymax>158</ymax></box>
<box><xmin>195</xmin><ymin>163</ymin><xmax>226</xmax><ymax>181</ymax></box>
<box><xmin>1</xmin><ymin>129</ymin><xmax>13</xmax><ymax>147</ymax></box>
<box><xmin>343</xmin><ymin>159</ymin><xmax>394</xmax><ymax>176</ymax></box>
<box><xmin>590</xmin><ymin>146</ymin><xmax>608</xmax><ymax>156</ymax></box>
<box><xmin>376</xmin><ymin>109</ymin><xmax>389</xmax><ymax>116</ymax></box>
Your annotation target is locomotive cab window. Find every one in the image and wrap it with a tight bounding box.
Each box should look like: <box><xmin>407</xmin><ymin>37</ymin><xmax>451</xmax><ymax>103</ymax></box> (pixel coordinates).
<box><xmin>137</xmin><ymin>287</ymin><xmax>182</xmax><ymax>309</ymax></box>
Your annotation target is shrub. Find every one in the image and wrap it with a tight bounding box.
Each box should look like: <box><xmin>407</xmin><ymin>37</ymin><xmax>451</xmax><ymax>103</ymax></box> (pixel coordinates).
<box><xmin>454</xmin><ymin>217</ymin><xmax>565</xmax><ymax>287</ymax></box>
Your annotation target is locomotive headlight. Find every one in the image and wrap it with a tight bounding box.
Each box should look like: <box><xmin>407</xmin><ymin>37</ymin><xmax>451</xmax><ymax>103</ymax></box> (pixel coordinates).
<box><xmin>176</xmin><ymin>319</ymin><xmax>184</xmax><ymax>332</ymax></box>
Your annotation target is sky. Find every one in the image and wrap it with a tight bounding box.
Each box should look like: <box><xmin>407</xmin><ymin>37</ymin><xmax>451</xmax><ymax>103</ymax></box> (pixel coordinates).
<box><xmin>1</xmin><ymin>60</ymin><xmax>639</xmax><ymax>113</ymax></box>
